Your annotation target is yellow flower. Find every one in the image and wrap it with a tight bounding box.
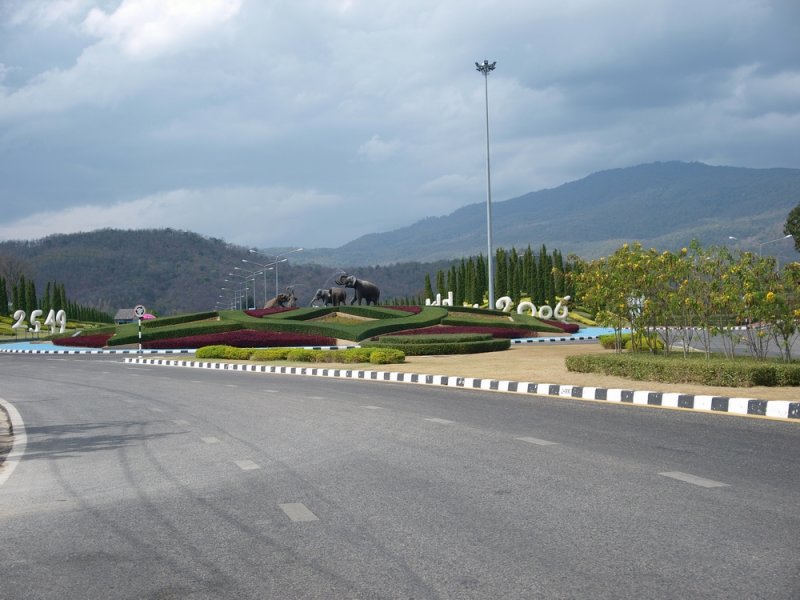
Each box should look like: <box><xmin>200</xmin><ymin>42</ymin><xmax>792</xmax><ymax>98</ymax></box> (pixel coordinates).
<box><xmin>766</xmin><ymin>291</ymin><xmax>776</xmax><ymax>303</ymax></box>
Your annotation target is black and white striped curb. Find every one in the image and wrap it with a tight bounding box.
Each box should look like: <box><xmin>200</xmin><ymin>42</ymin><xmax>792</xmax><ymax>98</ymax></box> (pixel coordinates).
<box><xmin>513</xmin><ymin>335</ymin><xmax>600</xmax><ymax>344</ymax></box>
<box><xmin>0</xmin><ymin>345</ymin><xmax>356</xmax><ymax>356</ymax></box>
<box><xmin>124</xmin><ymin>357</ymin><xmax>800</xmax><ymax>421</ymax></box>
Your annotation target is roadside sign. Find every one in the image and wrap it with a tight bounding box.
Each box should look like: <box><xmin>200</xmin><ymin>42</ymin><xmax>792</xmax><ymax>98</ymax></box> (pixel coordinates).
<box><xmin>134</xmin><ymin>305</ymin><xmax>146</xmax><ymax>319</ymax></box>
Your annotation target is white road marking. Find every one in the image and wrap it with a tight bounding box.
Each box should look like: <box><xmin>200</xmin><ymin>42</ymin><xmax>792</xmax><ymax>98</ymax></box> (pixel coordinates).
<box><xmin>226</xmin><ymin>384</ymin><xmax>238</xmax><ymax>388</ymax></box>
<box><xmin>148</xmin><ymin>407</ymin><xmax>164</xmax><ymax>413</ymax></box>
<box><xmin>309</xmin><ymin>396</ymin><xmax>326</xmax><ymax>401</ymax></box>
<box><xmin>234</xmin><ymin>460</ymin><xmax>261</xmax><ymax>471</ymax></box>
<box><xmin>516</xmin><ymin>436</ymin><xmax>558</xmax><ymax>446</ymax></box>
<box><xmin>263</xmin><ymin>389</ymin><xmax>279</xmax><ymax>393</ymax></box>
<box><xmin>279</xmin><ymin>503</ymin><xmax>319</xmax><ymax>522</ymax></box>
<box><xmin>424</xmin><ymin>417</ymin><xmax>454</xmax><ymax>424</ymax></box>
<box><xmin>0</xmin><ymin>397</ymin><xmax>27</xmax><ymax>488</ymax></box>
<box><xmin>659</xmin><ymin>471</ymin><xmax>729</xmax><ymax>488</ymax></box>
<box><xmin>201</xmin><ymin>437</ymin><xmax>221</xmax><ymax>444</ymax></box>
<box><xmin>361</xmin><ymin>405</ymin><xmax>383</xmax><ymax>410</ymax></box>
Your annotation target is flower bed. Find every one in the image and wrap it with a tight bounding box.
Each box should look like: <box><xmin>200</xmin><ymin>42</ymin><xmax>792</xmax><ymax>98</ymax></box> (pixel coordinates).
<box><xmin>52</xmin><ymin>334</ymin><xmax>114</xmax><ymax>348</ymax></box>
<box><xmin>384</xmin><ymin>325</ymin><xmax>539</xmax><ymax>339</ymax></box>
<box><xmin>386</xmin><ymin>305</ymin><xmax>423</xmax><ymax>314</ymax></box>
<box><xmin>142</xmin><ymin>329</ymin><xmax>337</xmax><ymax>349</ymax></box>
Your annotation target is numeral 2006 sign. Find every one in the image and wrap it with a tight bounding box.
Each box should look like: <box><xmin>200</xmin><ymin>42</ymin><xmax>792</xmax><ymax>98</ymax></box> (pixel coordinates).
<box><xmin>12</xmin><ymin>309</ymin><xmax>67</xmax><ymax>334</ymax></box>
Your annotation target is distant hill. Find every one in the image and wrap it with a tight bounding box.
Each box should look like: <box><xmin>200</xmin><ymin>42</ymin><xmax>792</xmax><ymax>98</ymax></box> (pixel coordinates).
<box><xmin>295</xmin><ymin>161</ymin><xmax>800</xmax><ymax>265</ymax></box>
<box><xmin>0</xmin><ymin>229</ymin><xmax>454</xmax><ymax>315</ymax></box>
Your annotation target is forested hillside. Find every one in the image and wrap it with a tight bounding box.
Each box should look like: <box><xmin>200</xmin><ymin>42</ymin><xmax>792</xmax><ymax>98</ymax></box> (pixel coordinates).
<box><xmin>0</xmin><ymin>229</ymin><xmax>458</xmax><ymax>315</ymax></box>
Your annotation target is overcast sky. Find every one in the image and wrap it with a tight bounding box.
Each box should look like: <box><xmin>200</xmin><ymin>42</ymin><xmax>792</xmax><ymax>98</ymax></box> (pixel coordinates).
<box><xmin>1</xmin><ymin>0</ymin><xmax>798</xmax><ymax>250</ymax></box>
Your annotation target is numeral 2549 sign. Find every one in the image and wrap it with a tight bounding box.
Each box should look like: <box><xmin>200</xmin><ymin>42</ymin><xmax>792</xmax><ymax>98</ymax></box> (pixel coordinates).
<box><xmin>12</xmin><ymin>309</ymin><xmax>68</xmax><ymax>334</ymax></box>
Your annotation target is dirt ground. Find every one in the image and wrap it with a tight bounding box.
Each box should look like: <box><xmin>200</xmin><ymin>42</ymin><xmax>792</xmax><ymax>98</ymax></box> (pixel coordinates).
<box><xmin>375</xmin><ymin>344</ymin><xmax>797</xmax><ymax>401</ymax></box>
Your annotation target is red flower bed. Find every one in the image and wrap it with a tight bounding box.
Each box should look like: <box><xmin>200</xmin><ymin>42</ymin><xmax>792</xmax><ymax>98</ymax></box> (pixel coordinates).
<box><xmin>52</xmin><ymin>334</ymin><xmax>114</xmax><ymax>348</ymax></box>
<box><xmin>385</xmin><ymin>325</ymin><xmax>540</xmax><ymax>339</ymax></box>
<box><xmin>244</xmin><ymin>307</ymin><xmax>299</xmax><ymax>318</ymax></box>
<box><xmin>386</xmin><ymin>305</ymin><xmax>423</xmax><ymax>314</ymax></box>
<box><xmin>539</xmin><ymin>319</ymin><xmax>580</xmax><ymax>334</ymax></box>
<box><xmin>142</xmin><ymin>329</ymin><xmax>337</xmax><ymax>349</ymax></box>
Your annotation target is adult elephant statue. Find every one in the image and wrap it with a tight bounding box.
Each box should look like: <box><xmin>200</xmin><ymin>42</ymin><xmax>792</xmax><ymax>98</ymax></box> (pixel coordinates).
<box><xmin>309</xmin><ymin>287</ymin><xmax>347</xmax><ymax>307</ymax></box>
<box><xmin>335</xmin><ymin>273</ymin><xmax>380</xmax><ymax>305</ymax></box>
<box><xmin>264</xmin><ymin>286</ymin><xmax>297</xmax><ymax>309</ymax></box>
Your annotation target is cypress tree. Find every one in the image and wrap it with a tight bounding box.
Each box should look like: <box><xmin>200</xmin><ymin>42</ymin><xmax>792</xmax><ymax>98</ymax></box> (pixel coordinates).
<box><xmin>435</xmin><ymin>269</ymin><xmax>446</xmax><ymax>297</ymax></box>
<box><xmin>26</xmin><ymin>280</ymin><xmax>37</xmax><ymax>317</ymax></box>
<box><xmin>509</xmin><ymin>247</ymin><xmax>520</xmax><ymax>302</ymax></box>
<box><xmin>0</xmin><ymin>277</ymin><xmax>7</xmax><ymax>316</ymax></box>
<box><xmin>43</xmin><ymin>282</ymin><xmax>51</xmax><ymax>313</ymax></box>
<box><xmin>423</xmin><ymin>274</ymin><xmax>434</xmax><ymax>301</ymax></box>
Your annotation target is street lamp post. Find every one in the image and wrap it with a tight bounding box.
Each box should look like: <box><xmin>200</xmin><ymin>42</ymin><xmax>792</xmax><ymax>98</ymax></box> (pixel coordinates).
<box><xmin>476</xmin><ymin>59</ymin><xmax>496</xmax><ymax>309</ymax></box>
<box><xmin>758</xmin><ymin>234</ymin><xmax>792</xmax><ymax>257</ymax></box>
<box><xmin>241</xmin><ymin>259</ymin><xmax>275</xmax><ymax>305</ymax></box>
<box><xmin>226</xmin><ymin>273</ymin><xmax>250</xmax><ymax>309</ymax></box>
<box><xmin>759</xmin><ymin>234</ymin><xmax>793</xmax><ymax>273</ymax></box>
<box><xmin>235</xmin><ymin>266</ymin><xmax>264</xmax><ymax>308</ymax></box>
<box><xmin>249</xmin><ymin>248</ymin><xmax>303</xmax><ymax>296</ymax></box>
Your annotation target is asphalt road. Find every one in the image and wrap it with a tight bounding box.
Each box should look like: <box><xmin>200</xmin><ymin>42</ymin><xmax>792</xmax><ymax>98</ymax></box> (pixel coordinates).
<box><xmin>1</xmin><ymin>354</ymin><xmax>798</xmax><ymax>599</ymax></box>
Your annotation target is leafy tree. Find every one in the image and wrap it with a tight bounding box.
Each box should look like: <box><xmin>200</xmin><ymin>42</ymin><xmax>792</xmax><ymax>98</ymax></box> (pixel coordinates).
<box><xmin>785</xmin><ymin>202</ymin><xmax>800</xmax><ymax>253</ymax></box>
<box><xmin>0</xmin><ymin>276</ymin><xmax>7</xmax><ymax>317</ymax></box>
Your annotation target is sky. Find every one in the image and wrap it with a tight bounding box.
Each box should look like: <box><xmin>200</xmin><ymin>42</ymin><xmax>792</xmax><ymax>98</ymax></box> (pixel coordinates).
<box><xmin>1</xmin><ymin>0</ymin><xmax>799</xmax><ymax>250</ymax></box>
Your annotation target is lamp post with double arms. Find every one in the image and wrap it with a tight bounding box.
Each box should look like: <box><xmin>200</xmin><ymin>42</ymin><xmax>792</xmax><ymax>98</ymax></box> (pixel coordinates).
<box><xmin>249</xmin><ymin>247</ymin><xmax>303</xmax><ymax>296</ymax></box>
<box><xmin>476</xmin><ymin>59</ymin><xmax>497</xmax><ymax>309</ymax></box>
<box><xmin>241</xmin><ymin>259</ymin><xmax>275</xmax><ymax>304</ymax></box>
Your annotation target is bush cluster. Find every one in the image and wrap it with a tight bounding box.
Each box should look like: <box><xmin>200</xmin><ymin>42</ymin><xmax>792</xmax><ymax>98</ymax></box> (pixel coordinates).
<box><xmin>244</xmin><ymin>307</ymin><xmax>298</xmax><ymax>318</ymax></box>
<box><xmin>598</xmin><ymin>333</ymin><xmax>665</xmax><ymax>352</ymax></box>
<box><xmin>141</xmin><ymin>311</ymin><xmax>218</xmax><ymax>328</ymax></box>
<box><xmin>198</xmin><ymin>345</ymin><xmax>405</xmax><ymax>365</ymax></box>
<box><xmin>564</xmin><ymin>353</ymin><xmax>800</xmax><ymax>387</ymax></box>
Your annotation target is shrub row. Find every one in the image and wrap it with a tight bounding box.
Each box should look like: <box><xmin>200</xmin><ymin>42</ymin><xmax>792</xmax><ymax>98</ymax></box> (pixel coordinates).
<box><xmin>564</xmin><ymin>353</ymin><xmax>800</xmax><ymax>387</ymax></box>
<box><xmin>244</xmin><ymin>307</ymin><xmax>298</xmax><ymax>318</ymax></box>
<box><xmin>141</xmin><ymin>311</ymin><xmax>219</xmax><ymax>329</ymax></box>
<box><xmin>143</xmin><ymin>329</ymin><xmax>337</xmax><ymax>349</ymax></box>
<box><xmin>195</xmin><ymin>345</ymin><xmax>405</xmax><ymax>365</ymax></box>
<box><xmin>110</xmin><ymin>321</ymin><xmax>242</xmax><ymax>346</ymax></box>
<box><xmin>362</xmin><ymin>335</ymin><xmax>510</xmax><ymax>356</ymax></box>
<box><xmin>378</xmin><ymin>333</ymin><xmax>492</xmax><ymax>344</ymax></box>
<box><xmin>384</xmin><ymin>325</ymin><xmax>540</xmax><ymax>339</ymax></box>
<box><xmin>538</xmin><ymin>319</ymin><xmax>580</xmax><ymax>334</ymax></box>
<box><xmin>441</xmin><ymin>316</ymin><xmax>563</xmax><ymax>333</ymax></box>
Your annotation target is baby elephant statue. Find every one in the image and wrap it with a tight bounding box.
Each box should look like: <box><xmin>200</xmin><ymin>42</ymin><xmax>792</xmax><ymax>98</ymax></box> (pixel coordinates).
<box><xmin>264</xmin><ymin>286</ymin><xmax>297</xmax><ymax>309</ymax></box>
<box><xmin>334</xmin><ymin>273</ymin><xmax>380</xmax><ymax>305</ymax></box>
<box><xmin>309</xmin><ymin>287</ymin><xmax>347</xmax><ymax>307</ymax></box>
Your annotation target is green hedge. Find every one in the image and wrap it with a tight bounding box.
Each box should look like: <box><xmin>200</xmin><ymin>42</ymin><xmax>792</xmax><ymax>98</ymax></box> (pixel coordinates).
<box><xmin>109</xmin><ymin>321</ymin><xmax>243</xmax><ymax>345</ymax></box>
<box><xmin>204</xmin><ymin>345</ymin><xmax>406</xmax><ymax>364</ymax></box>
<box><xmin>195</xmin><ymin>345</ymin><xmax>253</xmax><ymax>360</ymax></box>
<box><xmin>142</xmin><ymin>311</ymin><xmax>218</xmax><ymax>328</ymax></box>
<box><xmin>362</xmin><ymin>336</ymin><xmax>510</xmax><ymax>356</ymax></box>
<box><xmin>378</xmin><ymin>333</ymin><xmax>491</xmax><ymax>344</ymax></box>
<box><xmin>564</xmin><ymin>353</ymin><xmax>800</xmax><ymax>387</ymax></box>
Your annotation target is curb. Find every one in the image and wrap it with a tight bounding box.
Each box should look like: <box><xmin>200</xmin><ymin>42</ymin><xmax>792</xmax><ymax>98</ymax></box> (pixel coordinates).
<box><xmin>0</xmin><ymin>345</ymin><xmax>356</xmax><ymax>356</ymax></box>
<box><xmin>124</xmin><ymin>357</ymin><xmax>800</xmax><ymax>422</ymax></box>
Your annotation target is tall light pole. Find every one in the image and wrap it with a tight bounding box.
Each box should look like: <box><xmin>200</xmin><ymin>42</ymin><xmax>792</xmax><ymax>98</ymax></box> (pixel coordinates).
<box><xmin>250</xmin><ymin>247</ymin><xmax>303</xmax><ymax>296</ymax></box>
<box><xmin>476</xmin><ymin>59</ymin><xmax>497</xmax><ymax>309</ymax></box>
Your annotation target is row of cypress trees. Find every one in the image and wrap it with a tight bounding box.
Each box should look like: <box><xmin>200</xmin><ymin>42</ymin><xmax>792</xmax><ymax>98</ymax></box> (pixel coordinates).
<box><xmin>423</xmin><ymin>245</ymin><xmax>579</xmax><ymax>307</ymax></box>
<box><xmin>0</xmin><ymin>276</ymin><xmax>113</xmax><ymax>323</ymax></box>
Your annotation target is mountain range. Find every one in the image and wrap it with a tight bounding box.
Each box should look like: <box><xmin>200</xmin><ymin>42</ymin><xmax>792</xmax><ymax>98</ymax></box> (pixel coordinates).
<box><xmin>293</xmin><ymin>161</ymin><xmax>799</xmax><ymax>265</ymax></box>
<box><xmin>0</xmin><ymin>161</ymin><xmax>797</xmax><ymax>315</ymax></box>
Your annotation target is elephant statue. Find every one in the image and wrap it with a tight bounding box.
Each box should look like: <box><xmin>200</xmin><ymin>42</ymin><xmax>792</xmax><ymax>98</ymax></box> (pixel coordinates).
<box><xmin>264</xmin><ymin>286</ymin><xmax>297</xmax><ymax>309</ymax></box>
<box><xmin>309</xmin><ymin>287</ymin><xmax>347</xmax><ymax>307</ymax></box>
<box><xmin>334</xmin><ymin>273</ymin><xmax>380</xmax><ymax>305</ymax></box>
